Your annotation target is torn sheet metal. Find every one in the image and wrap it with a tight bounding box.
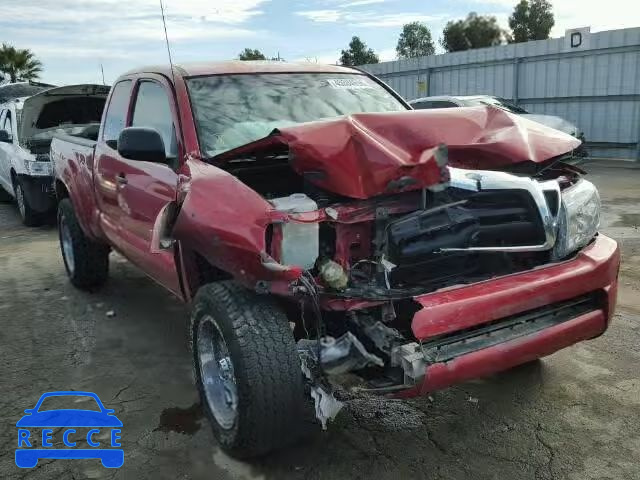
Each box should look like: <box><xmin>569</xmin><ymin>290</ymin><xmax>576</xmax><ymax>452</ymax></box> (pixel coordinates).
<box><xmin>310</xmin><ymin>386</ymin><xmax>343</xmax><ymax>430</ymax></box>
<box><xmin>300</xmin><ymin>355</ymin><xmax>344</xmax><ymax>430</ymax></box>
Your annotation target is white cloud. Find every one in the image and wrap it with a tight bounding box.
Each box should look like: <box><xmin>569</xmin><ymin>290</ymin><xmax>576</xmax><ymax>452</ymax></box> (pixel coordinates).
<box><xmin>1</xmin><ymin>0</ymin><xmax>268</xmax><ymax>30</ymax></box>
<box><xmin>296</xmin><ymin>9</ymin><xmax>443</xmax><ymax>27</ymax></box>
<box><xmin>354</xmin><ymin>13</ymin><xmax>444</xmax><ymax>27</ymax></box>
<box><xmin>296</xmin><ymin>9</ymin><xmax>344</xmax><ymax>22</ymax></box>
<box><xmin>337</xmin><ymin>0</ymin><xmax>387</xmax><ymax>6</ymax></box>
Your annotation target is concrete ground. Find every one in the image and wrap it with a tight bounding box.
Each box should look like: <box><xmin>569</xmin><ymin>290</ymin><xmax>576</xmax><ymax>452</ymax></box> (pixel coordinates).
<box><xmin>1</xmin><ymin>165</ymin><xmax>639</xmax><ymax>480</ymax></box>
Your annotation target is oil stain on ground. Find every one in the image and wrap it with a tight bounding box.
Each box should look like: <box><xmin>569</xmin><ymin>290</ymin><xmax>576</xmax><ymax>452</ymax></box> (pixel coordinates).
<box><xmin>155</xmin><ymin>402</ymin><xmax>204</xmax><ymax>434</ymax></box>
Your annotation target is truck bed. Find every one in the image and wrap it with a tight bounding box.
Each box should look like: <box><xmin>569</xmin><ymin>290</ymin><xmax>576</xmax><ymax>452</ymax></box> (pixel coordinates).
<box><xmin>51</xmin><ymin>132</ymin><xmax>100</xmax><ymax>238</ymax></box>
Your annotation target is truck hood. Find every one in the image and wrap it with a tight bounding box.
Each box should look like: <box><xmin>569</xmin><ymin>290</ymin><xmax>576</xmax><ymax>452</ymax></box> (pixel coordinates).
<box><xmin>19</xmin><ymin>84</ymin><xmax>109</xmax><ymax>143</ymax></box>
<box><xmin>214</xmin><ymin>106</ymin><xmax>580</xmax><ymax>199</ymax></box>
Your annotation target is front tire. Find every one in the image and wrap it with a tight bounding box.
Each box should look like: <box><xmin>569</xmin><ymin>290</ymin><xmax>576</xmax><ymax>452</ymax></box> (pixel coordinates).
<box><xmin>57</xmin><ymin>198</ymin><xmax>109</xmax><ymax>289</ymax></box>
<box><xmin>191</xmin><ymin>281</ymin><xmax>311</xmax><ymax>458</ymax></box>
<box><xmin>14</xmin><ymin>179</ymin><xmax>42</xmax><ymax>227</ymax></box>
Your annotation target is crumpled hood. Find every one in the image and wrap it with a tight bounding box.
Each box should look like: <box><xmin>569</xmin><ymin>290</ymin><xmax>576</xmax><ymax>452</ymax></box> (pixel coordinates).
<box><xmin>215</xmin><ymin>106</ymin><xmax>580</xmax><ymax>199</ymax></box>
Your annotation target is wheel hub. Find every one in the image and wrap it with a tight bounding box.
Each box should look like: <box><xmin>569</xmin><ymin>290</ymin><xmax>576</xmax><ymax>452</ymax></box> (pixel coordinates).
<box><xmin>197</xmin><ymin>316</ymin><xmax>238</xmax><ymax>429</ymax></box>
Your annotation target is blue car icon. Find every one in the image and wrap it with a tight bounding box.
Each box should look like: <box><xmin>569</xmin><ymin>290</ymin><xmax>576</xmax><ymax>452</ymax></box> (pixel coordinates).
<box><xmin>16</xmin><ymin>391</ymin><xmax>123</xmax><ymax>468</ymax></box>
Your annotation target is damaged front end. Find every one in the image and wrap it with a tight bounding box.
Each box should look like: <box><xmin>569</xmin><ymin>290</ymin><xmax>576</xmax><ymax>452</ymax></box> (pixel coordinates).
<box><xmin>178</xmin><ymin>107</ymin><xmax>597</xmax><ymax>427</ymax></box>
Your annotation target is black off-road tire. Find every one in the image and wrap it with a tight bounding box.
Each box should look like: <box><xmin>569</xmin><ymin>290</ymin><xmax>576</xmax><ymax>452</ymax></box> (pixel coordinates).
<box><xmin>14</xmin><ymin>179</ymin><xmax>43</xmax><ymax>227</ymax></box>
<box><xmin>191</xmin><ymin>281</ymin><xmax>313</xmax><ymax>458</ymax></box>
<box><xmin>57</xmin><ymin>198</ymin><xmax>110</xmax><ymax>289</ymax></box>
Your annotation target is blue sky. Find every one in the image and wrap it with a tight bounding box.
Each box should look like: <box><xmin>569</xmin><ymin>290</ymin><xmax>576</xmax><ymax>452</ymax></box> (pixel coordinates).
<box><xmin>1</xmin><ymin>0</ymin><xmax>637</xmax><ymax>85</ymax></box>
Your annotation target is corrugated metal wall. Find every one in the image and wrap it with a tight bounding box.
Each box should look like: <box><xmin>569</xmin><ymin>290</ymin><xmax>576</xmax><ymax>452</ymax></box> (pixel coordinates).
<box><xmin>363</xmin><ymin>28</ymin><xmax>640</xmax><ymax>160</ymax></box>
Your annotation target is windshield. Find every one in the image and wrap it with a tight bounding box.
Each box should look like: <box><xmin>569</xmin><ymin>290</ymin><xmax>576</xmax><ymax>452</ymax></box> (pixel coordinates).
<box><xmin>467</xmin><ymin>96</ymin><xmax>529</xmax><ymax>114</ymax></box>
<box><xmin>186</xmin><ymin>73</ymin><xmax>406</xmax><ymax>158</ymax></box>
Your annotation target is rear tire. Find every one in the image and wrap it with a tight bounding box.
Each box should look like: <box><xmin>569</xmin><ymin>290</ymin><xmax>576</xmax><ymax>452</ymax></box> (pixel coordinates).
<box><xmin>14</xmin><ymin>179</ymin><xmax>42</xmax><ymax>227</ymax></box>
<box><xmin>57</xmin><ymin>198</ymin><xmax>109</xmax><ymax>289</ymax></box>
<box><xmin>191</xmin><ymin>281</ymin><xmax>312</xmax><ymax>458</ymax></box>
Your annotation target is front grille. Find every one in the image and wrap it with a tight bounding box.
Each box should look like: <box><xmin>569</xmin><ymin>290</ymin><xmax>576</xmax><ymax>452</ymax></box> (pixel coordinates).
<box><xmin>461</xmin><ymin>189</ymin><xmax>546</xmax><ymax>246</ymax></box>
<box><xmin>386</xmin><ymin>188</ymin><xmax>549</xmax><ymax>289</ymax></box>
<box><xmin>420</xmin><ymin>292</ymin><xmax>603</xmax><ymax>363</ymax></box>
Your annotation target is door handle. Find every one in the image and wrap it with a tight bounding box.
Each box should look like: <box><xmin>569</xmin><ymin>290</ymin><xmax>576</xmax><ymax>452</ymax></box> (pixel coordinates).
<box><xmin>116</xmin><ymin>174</ymin><xmax>128</xmax><ymax>185</ymax></box>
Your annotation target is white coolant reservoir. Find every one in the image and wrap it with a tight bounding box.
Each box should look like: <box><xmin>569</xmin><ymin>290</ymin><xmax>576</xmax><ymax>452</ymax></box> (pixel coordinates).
<box><xmin>270</xmin><ymin>193</ymin><xmax>319</xmax><ymax>270</ymax></box>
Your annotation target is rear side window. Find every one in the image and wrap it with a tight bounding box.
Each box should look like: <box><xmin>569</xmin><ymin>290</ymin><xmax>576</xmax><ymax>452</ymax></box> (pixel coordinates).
<box><xmin>103</xmin><ymin>80</ymin><xmax>132</xmax><ymax>144</ymax></box>
<box><xmin>131</xmin><ymin>81</ymin><xmax>177</xmax><ymax>158</ymax></box>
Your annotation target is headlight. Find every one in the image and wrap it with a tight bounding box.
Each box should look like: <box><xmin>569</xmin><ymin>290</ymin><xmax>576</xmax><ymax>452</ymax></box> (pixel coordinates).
<box><xmin>23</xmin><ymin>159</ymin><xmax>52</xmax><ymax>176</ymax></box>
<box><xmin>552</xmin><ymin>179</ymin><xmax>600</xmax><ymax>260</ymax></box>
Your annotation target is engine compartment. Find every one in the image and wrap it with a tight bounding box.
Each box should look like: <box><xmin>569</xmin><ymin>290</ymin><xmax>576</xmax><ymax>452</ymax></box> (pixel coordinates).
<box><xmin>225</xmin><ymin>153</ymin><xmax>565</xmax><ymax>300</ymax></box>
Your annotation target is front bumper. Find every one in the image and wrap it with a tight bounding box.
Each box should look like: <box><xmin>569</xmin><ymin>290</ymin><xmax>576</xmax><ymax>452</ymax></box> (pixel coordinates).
<box><xmin>16</xmin><ymin>174</ymin><xmax>56</xmax><ymax>213</ymax></box>
<box><xmin>401</xmin><ymin>234</ymin><xmax>619</xmax><ymax>396</ymax></box>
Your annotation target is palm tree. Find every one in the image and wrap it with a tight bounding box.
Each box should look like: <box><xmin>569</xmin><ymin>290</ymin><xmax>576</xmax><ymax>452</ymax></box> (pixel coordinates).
<box><xmin>0</xmin><ymin>44</ymin><xmax>43</xmax><ymax>83</ymax></box>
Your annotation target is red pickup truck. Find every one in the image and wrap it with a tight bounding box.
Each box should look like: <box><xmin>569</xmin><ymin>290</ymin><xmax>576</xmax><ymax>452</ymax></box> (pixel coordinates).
<box><xmin>51</xmin><ymin>61</ymin><xmax>620</xmax><ymax>458</ymax></box>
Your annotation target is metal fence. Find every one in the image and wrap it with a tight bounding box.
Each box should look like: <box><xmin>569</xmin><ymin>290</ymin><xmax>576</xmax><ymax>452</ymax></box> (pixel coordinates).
<box><xmin>362</xmin><ymin>27</ymin><xmax>640</xmax><ymax>160</ymax></box>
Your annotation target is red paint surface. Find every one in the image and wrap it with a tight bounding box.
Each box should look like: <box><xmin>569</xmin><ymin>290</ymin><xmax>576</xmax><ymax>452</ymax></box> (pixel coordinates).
<box><xmin>396</xmin><ymin>309</ymin><xmax>606</xmax><ymax>396</ymax></box>
<box><xmin>215</xmin><ymin>107</ymin><xmax>579</xmax><ymax>199</ymax></box>
<box><xmin>411</xmin><ymin>234</ymin><xmax>619</xmax><ymax>341</ymax></box>
<box><xmin>388</xmin><ymin>234</ymin><xmax>620</xmax><ymax>398</ymax></box>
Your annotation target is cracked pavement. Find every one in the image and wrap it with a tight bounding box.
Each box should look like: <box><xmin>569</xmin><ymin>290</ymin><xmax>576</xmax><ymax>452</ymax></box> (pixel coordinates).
<box><xmin>1</xmin><ymin>164</ymin><xmax>639</xmax><ymax>479</ymax></box>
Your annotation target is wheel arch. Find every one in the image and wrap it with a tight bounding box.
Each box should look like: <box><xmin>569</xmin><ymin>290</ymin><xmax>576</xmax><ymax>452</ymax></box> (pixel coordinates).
<box><xmin>180</xmin><ymin>247</ymin><xmax>232</xmax><ymax>301</ymax></box>
<box><xmin>55</xmin><ymin>178</ymin><xmax>70</xmax><ymax>200</ymax></box>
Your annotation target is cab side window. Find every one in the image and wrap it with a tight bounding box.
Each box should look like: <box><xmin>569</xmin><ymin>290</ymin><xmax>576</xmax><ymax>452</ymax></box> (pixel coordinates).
<box><xmin>131</xmin><ymin>81</ymin><xmax>177</xmax><ymax>159</ymax></box>
<box><xmin>103</xmin><ymin>80</ymin><xmax>133</xmax><ymax>145</ymax></box>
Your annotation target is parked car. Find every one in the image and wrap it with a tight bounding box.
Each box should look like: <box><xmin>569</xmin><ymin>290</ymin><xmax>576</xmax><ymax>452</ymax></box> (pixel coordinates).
<box><xmin>0</xmin><ymin>84</ymin><xmax>109</xmax><ymax>225</ymax></box>
<box><xmin>409</xmin><ymin>95</ymin><xmax>588</xmax><ymax>157</ymax></box>
<box><xmin>51</xmin><ymin>61</ymin><xmax>619</xmax><ymax>458</ymax></box>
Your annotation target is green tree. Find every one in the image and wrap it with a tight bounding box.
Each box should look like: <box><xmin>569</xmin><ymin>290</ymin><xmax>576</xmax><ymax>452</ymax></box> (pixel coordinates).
<box><xmin>0</xmin><ymin>44</ymin><xmax>42</xmax><ymax>83</ymax></box>
<box><xmin>238</xmin><ymin>48</ymin><xmax>267</xmax><ymax>61</ymax></box>
<box><xmin>339</xmin><ymin>36</ymin><xmax>379</xmax><ymax>66</ymax></box>
<box><xmin>396</xmin><ymin>21</ymin><xmax>435</xmax><ymax>59</ymax></box>
<box><xmin>441</xmin><ymin>12</ymin><xmax>506</xmax><ymax>52</ymax></box>
<box><xmin>509</xmin><ymin>0</ymin><xmax>555</xmax><ymax>43</ymax></box>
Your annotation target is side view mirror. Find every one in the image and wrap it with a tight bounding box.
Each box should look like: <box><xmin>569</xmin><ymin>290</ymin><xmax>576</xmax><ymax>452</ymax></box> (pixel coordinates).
<box><xmin>117</xmin><ymin>127</ymin><xmax>166</xmax><ymax>164</ymax></box>
<box><xmin>0</xmin><ymin>130</ymin><xmax>12</xmax><ymax>143</ymax></box>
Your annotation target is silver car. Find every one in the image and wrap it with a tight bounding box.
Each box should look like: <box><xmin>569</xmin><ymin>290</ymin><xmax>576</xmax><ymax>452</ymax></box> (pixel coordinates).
<box><xmin>409</xmin><ymin>95</ymin><xmax>588</xmax><ymax>157</ymax></box>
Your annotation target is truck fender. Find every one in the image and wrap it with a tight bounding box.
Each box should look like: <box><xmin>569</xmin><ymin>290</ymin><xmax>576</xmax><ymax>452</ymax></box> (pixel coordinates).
<box><xmin>159</xmin><ymin>166</ymin><xmax>299</xmax><ymax>295</ymax></box>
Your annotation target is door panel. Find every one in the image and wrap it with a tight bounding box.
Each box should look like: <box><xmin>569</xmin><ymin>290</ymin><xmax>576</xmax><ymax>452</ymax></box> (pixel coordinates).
<box><xmin>95</xmin><ymin>80</ymin><xmax>134</xmax><ymax>247</ymax></box>
<box><xmin>115</xmin><ymin>159</ymin><xmax>181</xmax><ymax>295</ymax></box>
<box><xmin>95</xmin><ymin>76</ymin><xmax>183</xmax><ymax>297</ymax></box>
